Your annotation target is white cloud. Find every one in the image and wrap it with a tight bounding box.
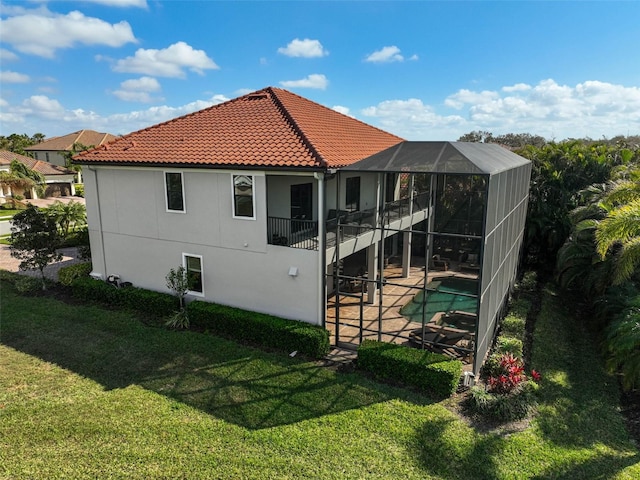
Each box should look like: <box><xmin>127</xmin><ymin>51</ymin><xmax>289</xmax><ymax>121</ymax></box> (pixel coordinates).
<box><xmin>332</xmin><ymin>105</ymin><xmax>353</xmax><ymax>117</ymax></box>
<box><xmin>113</xmin><ymin>42</ymin><xmax>219</xmax><ymax>78</ymax></box>
<box><xmin>0</xmin><ymin>94</ymin><xmax>230</xmax><ymax>137</ymax></box>
<box><xmin>0</xmin><ymin>49</ymin><xmax>19</xmax><ymax>61</ymax></box>
<box><xmin>112</xmin><ymin>76</ymin><xmax>162</xmax><ymax>103</ymax></box>
<box><xmin>0</xmin><ymin>8</ymin><xmax>137</xmax><ymax>58</ymax></box>
<box><xmin>445</xmin><ymin>89</ymin><xmax>500</xmax><ymax>109</ymax></box>
<box><xmin>362</xmin><ymin>98</ymin><xmax>466</xmax><ymax>140</ymax></box>
<box><xmin>443</xmin><ymin>79</ymin><xmax>640</xmax><ymax>139</ymax></box>
<box><xmin>120</xmin><ymin>76</ymin><xmax>161</xmax><ymax>92</ymax></box>
<box><xmin>502</xmin><ymin>83</ymin><xmax>531</xmax><ymax>93</ymax></box>
<box><xmin>90</xmin><ymin>0</ymin><xmax>148</xmax><ymax>7</ymax></box>
<box><xmin>280</xmin><ymin>74</ymin><xmax>328</xmax><ymax>90</ymax></box>
<box><xmin>278</xmin><ymin>38</ymin><xmax>328</xmax><ymax>58</ymax></box>
<box><xmin>409</xmin><ymin>54</ymin><xmax>419</xmax><ymax>61</ymax></box>
<box><xmin>0</xmin><ymin>70</ymin><xmax>30</xmax><ymax>83</ymax></box>
<box><xmin>365</xmin><ymin>46</ymin><xmax>404</xmax><ymax>63</ymax></box>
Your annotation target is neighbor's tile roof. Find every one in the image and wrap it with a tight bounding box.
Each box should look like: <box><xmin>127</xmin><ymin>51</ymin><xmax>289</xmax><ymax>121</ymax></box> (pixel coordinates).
<box><xmin>0</xmin><ymin>150</ymin><xmax>73</xmax><ymax>176</ymax></box>
<box><xmin>74</xmin><ymin>87</ymin><xmax>403</xmax><ymax>169</ymax></box>
<box><xmin>25</xmin><ymin>130</ymin><xmax>117</xmax><ymax>152</ymax></box>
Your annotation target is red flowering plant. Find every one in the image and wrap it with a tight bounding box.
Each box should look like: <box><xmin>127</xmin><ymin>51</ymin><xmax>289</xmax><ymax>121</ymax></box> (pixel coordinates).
<box><xmin>469</xmin><ymin>352</ymin><xmax>542</xmax><ymax>421</ymax></box>
<box><xmin>486</xmin><ymin>353</ymin><xmax>541</xmax><ymax>395</ymax></box>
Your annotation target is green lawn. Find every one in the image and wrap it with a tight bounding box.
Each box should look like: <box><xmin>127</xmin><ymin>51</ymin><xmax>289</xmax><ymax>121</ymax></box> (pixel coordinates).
<box><xmin>1</xmin><ymin>280</ymin><xmax>638</xmax><ymax>479</ymax></box>
<box><xmin>0</xmin><ymin>208</ymin><xmax>23</xmax><ymax>219</ymax></box>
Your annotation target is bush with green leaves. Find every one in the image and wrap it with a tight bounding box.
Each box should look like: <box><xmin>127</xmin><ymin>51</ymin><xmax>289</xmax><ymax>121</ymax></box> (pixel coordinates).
<box><xmin>501</xmin><ymin>314</ymin><xmax>526</xmax><ymax>339</ymax></box>
<box><xmin>357</xmin><ymin>340</ymin><xmax>463</xmax><ymax>398</ymax></box>
<box><xmin>58</xmin><ymin>262</ymin><xmax>92</xmax><ymax>286</ymax></box>
<box><xmin>187</xmin><ymin>300</ymin><xmax>330</xmax><ymax>358</ymax></box>
<box><xmin>71</xmin><ymin>276</ymin><xmax>178</xmax><ymax>320</ymax></box>
<box><xmin>495</xmin><ymin>336</ymin><xmax>524</xmax><ymax>358</ymax></box>
<box><xmin>74</xmin><ymin>184</ymin><xmax>85</xmax><ymax>197</ymax></box>
<box><xmin>14</xmin><ymin>275</ymin><xmax>43</xmax><ymax>294</ymax></box>
<box><xmin>165</xmin><ymin>266</ymin><xmax>189</xmax><ymax>329</ymax></box>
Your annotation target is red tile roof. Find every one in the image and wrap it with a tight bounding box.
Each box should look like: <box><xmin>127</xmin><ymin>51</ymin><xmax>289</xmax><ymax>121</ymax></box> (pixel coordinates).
<box><xmin>25</xmin><ymin>130</ymin><xmax>117</xmax><ymax>152</ymax></box>
<box><xmin>74</xmin><ymin>87</ymin><xmax>403</xmax><ymax>169</ymax></box>
<box><xmin>0</xmin><ymin>150</ymin><xmax>73</xmax><ymax>176</ymax></box>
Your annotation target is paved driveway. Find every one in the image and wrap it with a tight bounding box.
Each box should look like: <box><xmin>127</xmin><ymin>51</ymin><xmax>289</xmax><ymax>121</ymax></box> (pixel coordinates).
<box><xmin>0</xmin><ymin>244</ymin><xmax>84</xmax><ymax>281</ymax></box>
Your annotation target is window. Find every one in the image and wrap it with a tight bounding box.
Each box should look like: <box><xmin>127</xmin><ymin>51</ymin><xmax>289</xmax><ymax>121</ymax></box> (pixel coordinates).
<box><xmin>45</xmin><ymin>152</ymin><xmax>50</xmax><ymax>162</ymax></box>
<box><xmin>345</xmin><ymin>176</ymin><xmax>360</xmax><ymax>212</ymax></box>
<box><xmin>165</xmin><ymin>172</ymin><xmax>185</xmax><ymax>212</ymax></box>
<box><xmin>232</xmin><ymin>174</ymin><xmax>255</xmax><ymax>218</ymax></box>
<box><xmin>183</xmin><ymin>254</ymin><xmax>203</xmax><ymax>295</ymax></box>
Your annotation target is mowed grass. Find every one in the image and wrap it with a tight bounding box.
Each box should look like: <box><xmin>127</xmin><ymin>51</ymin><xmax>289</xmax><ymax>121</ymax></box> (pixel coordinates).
<box><xmin>1</xmin><ymin>281</ymin><xmax>639</xmax><ymax>479</ymax></box>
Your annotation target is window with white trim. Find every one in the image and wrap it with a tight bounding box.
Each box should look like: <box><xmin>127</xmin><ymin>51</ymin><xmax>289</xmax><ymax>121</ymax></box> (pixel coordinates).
<box><xmin>183</xmin><ymin>254</ymin><xmax>203</xmax><ymax>295</ymax></box>
<box><xmin>165</xmin><ymin>172</ymin><xmax>185</xmax><ymax>212</ymax></box>
<box><xmin>232</xmin><ymin>174</ymin><xmax>255</xmax><ymax>218</ymax></box>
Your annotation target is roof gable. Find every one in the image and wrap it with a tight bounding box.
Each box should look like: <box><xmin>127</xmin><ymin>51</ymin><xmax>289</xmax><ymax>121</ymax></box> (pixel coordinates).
<box><xmin>74</xmin><ymin>87</ymin><xmax>403</xmax><ymax>169</ymax></box>
<box><xmin>25</xmin><ymin>130</ymin><xmax>116</xmax><ymax>152</ymax></box>
<box><xmin>0</xmin><ymin>149</ymin><xmax>73</xmax><ymax>176</ymax></box>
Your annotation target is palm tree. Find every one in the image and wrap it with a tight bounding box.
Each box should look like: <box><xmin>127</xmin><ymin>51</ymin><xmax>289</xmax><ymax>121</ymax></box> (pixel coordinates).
<box><xmin>595</xmin><ymin>198</ymin><xmax>640</xmax><ymax>285</ymax></box>
<box><xmin>45</xmin><ymin>200</ymin><xmax>87</xmax><ymax>238</ymax></box>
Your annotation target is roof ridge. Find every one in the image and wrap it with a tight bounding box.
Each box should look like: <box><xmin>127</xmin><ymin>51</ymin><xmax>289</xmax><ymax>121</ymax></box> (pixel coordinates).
<box><xmin>267</xmin><ymin>87</ymin><xmax>326</xmax><ymax>169</ymax></box>
<box><xmin>270</xmin><ymin>87</ymin><xmax>404</xmax><ymax>142</ymax></box>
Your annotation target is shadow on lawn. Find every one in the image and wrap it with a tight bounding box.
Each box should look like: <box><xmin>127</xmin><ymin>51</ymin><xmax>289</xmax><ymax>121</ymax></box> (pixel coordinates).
<box><xmin>1</xmin><ymin>286</ymin><xmax>433</xmax><ymax>430</ymax></box>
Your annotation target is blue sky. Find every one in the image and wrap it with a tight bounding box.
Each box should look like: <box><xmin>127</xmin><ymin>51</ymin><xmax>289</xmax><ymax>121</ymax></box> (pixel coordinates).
<box><xmin>1</xmin><ymin>0</ymin><xmax>639</xmax><ymax>141</ymax></box>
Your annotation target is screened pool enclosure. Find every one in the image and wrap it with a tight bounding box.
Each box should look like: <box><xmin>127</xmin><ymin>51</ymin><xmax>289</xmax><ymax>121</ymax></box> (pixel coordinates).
<box><xmin>326</xmin><ymin>142</ymin><xmax>531</xmax><ymax>374</ymax></box>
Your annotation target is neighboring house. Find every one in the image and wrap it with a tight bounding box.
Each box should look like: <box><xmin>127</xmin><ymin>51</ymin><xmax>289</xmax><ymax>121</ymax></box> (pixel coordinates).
<box><xmin>0</xmin><ymin>149</ymin><xmax>76</xmax><ymax>202</ymax></box>
<box><xmin>74</xmin><ymin>87</ymin><xmax>531</xmax><ymax>374</ymax></box>
<box><xmin>25</xmin><ymin>130</ymin><xmax>117</xmax><ymax>183</ymax></box>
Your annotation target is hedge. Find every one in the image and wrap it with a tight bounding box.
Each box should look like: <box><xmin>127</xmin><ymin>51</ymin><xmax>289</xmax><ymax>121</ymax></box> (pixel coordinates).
<box><xmin>71</xmin><ymin>276</ymin><xmax>178</xmax><ymax>319</ymax></box>
<box><xmin>187</xmin><ymin>300</ymin><xmax>330</xmax><ymax>359</ymax></box>
<box><xmin>357</xmin><ymin>340</ymin><xmax>463</xmax><ymax>398</ymax></box>
<box><xmin>58</xmin><ymin>262</ymin><xmax>92</xmax><ymax>286</ymax></box>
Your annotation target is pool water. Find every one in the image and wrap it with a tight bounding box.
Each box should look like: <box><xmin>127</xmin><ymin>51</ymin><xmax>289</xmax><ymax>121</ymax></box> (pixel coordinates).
<box><xmin>400</xmin><ymin>276</ymin><xmax>478</xmax><ymax>324</ymax></box>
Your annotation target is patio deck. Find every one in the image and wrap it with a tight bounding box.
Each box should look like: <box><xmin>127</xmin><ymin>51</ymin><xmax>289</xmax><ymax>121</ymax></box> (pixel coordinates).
<box><xmin>326</xmin><ymin>260</ymin><xmax>478</xmax><ymax>364</ymax></box>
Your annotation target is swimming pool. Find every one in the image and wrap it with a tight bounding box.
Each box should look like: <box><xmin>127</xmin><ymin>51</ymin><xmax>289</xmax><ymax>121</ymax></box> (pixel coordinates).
<box><xmin>400</xmin><ymin>276</ymin><xmax>478</xmax><ymax>324</ymax></box>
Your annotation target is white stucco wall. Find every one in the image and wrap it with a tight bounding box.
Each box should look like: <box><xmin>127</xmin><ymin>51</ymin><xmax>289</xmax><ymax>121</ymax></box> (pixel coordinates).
<box><xmin>84</xmin><ymin>165</ymin><xmax>321</xmax><ymax>324</ymax></box>
<box><xmin>326</xmin><ymin>172</ymin><xmax>379</xmax><ymax>213</ymax></box>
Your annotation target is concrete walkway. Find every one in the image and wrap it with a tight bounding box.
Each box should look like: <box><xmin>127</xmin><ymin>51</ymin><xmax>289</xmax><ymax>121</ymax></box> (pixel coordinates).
<box><xmin>0</xmin><ymin>244</ymin><xmax>84</xmax><ymax>281</ymax></box>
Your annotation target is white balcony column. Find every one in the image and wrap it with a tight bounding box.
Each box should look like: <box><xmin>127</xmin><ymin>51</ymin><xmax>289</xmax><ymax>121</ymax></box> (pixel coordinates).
<box><xmin>366</xmin><ymin>242</ymin><xmax>378</xmax><ymax>304</ymax></box>
<box><xmin>402</xmin><ymin>230</ymin><xmax>412</xmax><ymax>278</ymax></box>
<box><xmin>401</xmin><ymin>175</ymin><xmax>415</xmax><ymax>278</ymax></box>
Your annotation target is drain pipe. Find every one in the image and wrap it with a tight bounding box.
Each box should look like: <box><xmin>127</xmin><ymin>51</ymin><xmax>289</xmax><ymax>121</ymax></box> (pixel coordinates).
<box><xmin>315</xmin><ymin>171</ymin><xmax>326</xmax><ymax>328</ymax></box>
<box><xmin>88</xmin><ymin>165</ymin><xmax>107</xmax><ymax>280</ymax></box>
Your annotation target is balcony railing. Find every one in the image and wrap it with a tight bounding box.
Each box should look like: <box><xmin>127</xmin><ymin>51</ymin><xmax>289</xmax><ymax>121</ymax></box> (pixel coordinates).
<box><xmin>268</xmin><ymin>217</ymin><xmax>319</xmax><ymax>250</ymax></box>
<box><xmin>267</xmin><ymin>192</ymin><xmax>431</xmax><ymax>250</ymax></box>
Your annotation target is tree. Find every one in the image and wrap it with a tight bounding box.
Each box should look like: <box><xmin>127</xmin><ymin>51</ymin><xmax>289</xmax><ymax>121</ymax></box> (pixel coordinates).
<box><xmin>0</xmin><ymin>159</ymin><xmax>46</xmax><ymax>205</ymax></box>
<box><xmin>0</xmin><ymin>133</ymin><xmax>42</xmax><ymax>154</ymax></box>
<box><xmin>63</xmin><ymin>142</ymin><xmax>93</xmax><ymax>183</ymax></box>
<box><xmin>165</xmin><ymin>265</ymin><xmax>190</xmax><ymax>329</ymax></box>
<box><xmin>10</xmin><ymin>205</ymin><xmax>62</xmax><ymax>290</ymax></box>
<box><xmin>45</xmin><ymin>200</ymin><xmax>87</xmax><ymax>238</ymax></box>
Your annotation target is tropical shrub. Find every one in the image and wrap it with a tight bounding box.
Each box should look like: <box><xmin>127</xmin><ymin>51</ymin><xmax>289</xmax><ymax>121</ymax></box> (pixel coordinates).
<box><xmin>357</xmin><ymin>340</ymin><xmax>462</xmax><ymax>398</ymax></box>
<box><xmin>469</xmin><ymin>353</ymin><xmax>541</xmax><ymax>421</ymax></box>
<box><xmin>605</xmin><ymin>300</ymin><xmax>640</xmax><ymax>390</ymax></box>
<box><xmin>187</xmin><ymin>300</ymin><xmax>330</xmax><ymax>358</ymax></box>
<box><xmin>74</xmin><ymin>184</ymin><xmax>85</xmax><ymax>197</ymax></box>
